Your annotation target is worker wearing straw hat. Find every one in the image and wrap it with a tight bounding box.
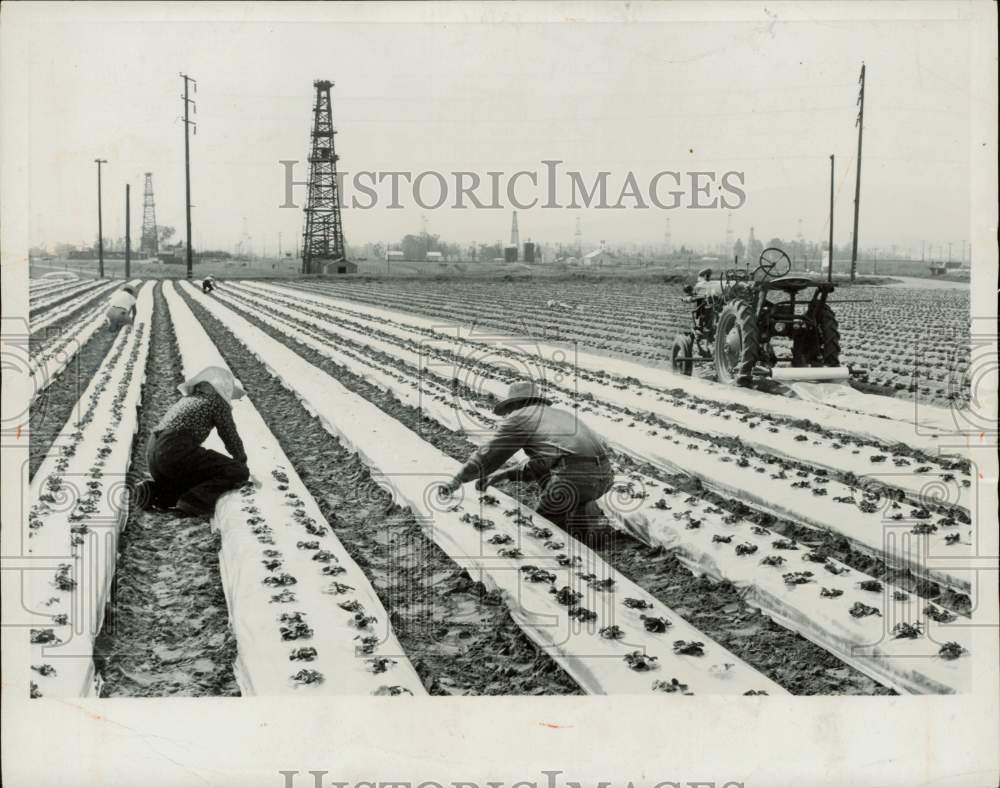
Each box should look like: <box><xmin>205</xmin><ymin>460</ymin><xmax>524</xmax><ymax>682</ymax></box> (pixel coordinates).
<box><xmin>440</xmin><ymin>380</ymin><xmax>614</xmax><ymax>529</ymax></box>
<box><xmin>135</xmin><ymin>366</ymin><xmax>250</xmax><ymax>517</ymax></box>
<box><xmin>105</xmin><ymin>284</ymin><xmax>138</xmax><ymax>331</ymax></box>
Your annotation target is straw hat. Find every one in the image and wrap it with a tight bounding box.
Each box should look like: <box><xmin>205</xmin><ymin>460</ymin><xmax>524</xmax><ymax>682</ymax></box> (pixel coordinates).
<box><xmin>492</xmin><ymin>380</ymin><xmax>552</xmax><ymax>416</ymax></box>
<box><xmin>178</xmin><ymin>366</ymin><xmax>245</xmax><ymax>402</ymax></box>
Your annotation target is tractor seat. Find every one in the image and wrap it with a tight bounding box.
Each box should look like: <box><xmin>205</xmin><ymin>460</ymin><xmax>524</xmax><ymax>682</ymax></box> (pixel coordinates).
<box><xmin>767</xmin><ymin>276</ymin><xmax>816</xmax><ymax>293</ymax></box>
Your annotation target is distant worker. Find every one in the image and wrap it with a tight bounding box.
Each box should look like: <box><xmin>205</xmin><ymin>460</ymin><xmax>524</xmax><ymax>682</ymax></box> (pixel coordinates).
<box><xmin>202</xmin><ymin>276</ymin><xmax>216</xmax><ymax>293</ymax></box>
<box><xmin>439</xmin><ymin>380</ymin><xmax>613</xmax><ymax>530</ymax></box>
<box><xmin>135</xmin><ymin>366</ymin><xmax>250</xmax><ymax>518</ymax></box>
<box><xmin>691</xmin><ymin>267</ymin><xmax>721</xmax><ymax>298</ymax></box>
<box><xmin>105</xmin><ymin>284</ymin><xmax>138</xmax><ymax>331</ymax></box>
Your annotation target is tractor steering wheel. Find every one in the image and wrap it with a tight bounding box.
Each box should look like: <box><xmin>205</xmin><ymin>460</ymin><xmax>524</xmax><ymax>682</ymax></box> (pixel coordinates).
<box><xmin>758</xmin><ymin>247</ymin><xmax>791</xmax><ymax>279</ymax></box>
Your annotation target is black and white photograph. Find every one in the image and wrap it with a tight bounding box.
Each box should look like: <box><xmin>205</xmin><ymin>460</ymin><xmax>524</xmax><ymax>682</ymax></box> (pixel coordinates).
<box><xmin>1</xmin><ymin>2</ymin><xmax>997</xmax><ymax>787</ymax></box>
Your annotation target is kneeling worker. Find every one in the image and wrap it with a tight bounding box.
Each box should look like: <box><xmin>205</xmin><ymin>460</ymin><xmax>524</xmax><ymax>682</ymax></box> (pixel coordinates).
<box><xmin>202</xmin><ymin>276</ymin><xmax>216</xmax><ymax>293</ymax></box>
<box><xmin>440</xmin><ymin>380</ymin><xmax>614</xmax><ymax>529</ymax></box>
<box><xmin>137</xmin><ymin>366</ymin><xmax>250</xmax><ymax>517</ymax></box>
<box><xmin>106</xmin><ymin>284</ymin><xmax>138</xmax><ymax>331</ymax></box>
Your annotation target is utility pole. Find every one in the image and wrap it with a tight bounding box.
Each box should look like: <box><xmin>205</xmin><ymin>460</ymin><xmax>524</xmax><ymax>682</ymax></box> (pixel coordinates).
<box><xmin>180</xmin><ymin>73</ymin><xmax>197</xmax><ymax>279</ymax></box>
<box><xmin>125</xmin><ymin>184</ymin><xmax>131</xmax><ymax>279</ymax></box>
<box><xmin>94</xmin><ymin>159</ymin><xmax>107</xmax><ymax>278</ymax></box>
<box><xmin>850</xmin><ymin>63</ymin><xmax>865</xmax><ymax>283</ymax></box>
<box><xmin>828</xmin><ymin>154</ymin><xmax>835</xmax><ymax>284</ymax></box>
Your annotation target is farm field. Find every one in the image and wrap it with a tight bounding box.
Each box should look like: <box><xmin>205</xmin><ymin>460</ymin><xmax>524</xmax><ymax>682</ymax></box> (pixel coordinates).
<box><xmin>24</xmin><ymin>276</ymin><xmax>975</xmax><ymax>698</ymax></box>
<box><xmin>285</xmin><ymin>275</ymin><xmax>971</xmax><ymax>407</ymax></box>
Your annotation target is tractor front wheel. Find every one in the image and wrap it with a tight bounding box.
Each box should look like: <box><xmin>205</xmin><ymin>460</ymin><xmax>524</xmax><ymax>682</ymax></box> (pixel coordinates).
<box><xmin>671</xmin><ymin>333</ymin><xmax>694</xmax><ymax>376</ymax></box>
<box><xmin>793</xmin><ymin>304</ymin><xmax>841</xmax><ymax>367</ymax></box>
<box><xmin>714</xmin><ymin>300</ymin><xmax>759</xmax><ymax>386</ymax></box>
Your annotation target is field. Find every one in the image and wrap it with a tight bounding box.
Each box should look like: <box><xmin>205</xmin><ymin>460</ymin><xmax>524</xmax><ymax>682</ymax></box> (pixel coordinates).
<box><xmin>24</xmin><ymin>275</ymin><xmax>974</xmax><ymax>698</ymax></box>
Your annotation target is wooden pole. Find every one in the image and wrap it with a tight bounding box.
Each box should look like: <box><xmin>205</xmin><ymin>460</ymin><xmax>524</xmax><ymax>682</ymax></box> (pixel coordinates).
<box><xmin>95</xmin><ymin>159</ymin><xmax>107</xmax><ymax>278</ymax></box>
<box><xmin>850</xmin><ymin>64</ymin><xmax>865</xmax><ymax>282</ymax></box>
<box><xmin>125</xmin><ymin>184</ymin><xmax>131</xmax><ymax>279</ymax></box>
<box><xmin>828</xmin><ymin>154</ymin><xmax>835</xmax><ymax>284</ymax></box>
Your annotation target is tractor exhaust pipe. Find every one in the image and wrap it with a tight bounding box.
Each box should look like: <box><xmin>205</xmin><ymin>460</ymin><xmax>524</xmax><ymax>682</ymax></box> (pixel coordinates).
<box><xmin>757</xmin><ymin>366</ymin><xmax>852</xmax><ymax>382</ymax></box>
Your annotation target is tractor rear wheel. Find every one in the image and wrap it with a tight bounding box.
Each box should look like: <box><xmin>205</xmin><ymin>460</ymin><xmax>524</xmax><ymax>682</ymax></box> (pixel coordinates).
<box><xmin>793</xmin><ymin>303</ymin><xmax>841</xmax><ymax>367</ymax></box>
<box><xmin>671</xmin><ymin>333</ymin><xmax>694</xmax><ymax>376</ymax></box>
<box><xmin>714</xmin><ymin>300</ymin><xmax>759</xmax><ymax>386</ymax></box>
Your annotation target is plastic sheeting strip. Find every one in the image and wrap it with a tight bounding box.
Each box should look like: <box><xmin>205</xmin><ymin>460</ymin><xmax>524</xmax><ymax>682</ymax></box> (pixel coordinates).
<box><xmin>186</xmin><ymin>281</ymin><xmax>788</xmax><ymax>696</ymax></box>
<box><xmin>26</xmin><ymin>284</ymin><xmax>153</xmax><ymax>697</ymax></box>
<box><xmin>163</xmin><ymin>283</ymin><xmax>425</xmax><ymax>696</ymax></box>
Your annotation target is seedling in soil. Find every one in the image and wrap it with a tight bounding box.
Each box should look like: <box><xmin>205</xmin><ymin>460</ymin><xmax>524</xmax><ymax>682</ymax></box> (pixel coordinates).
<box><xmin>783</xmin><ymin>571</ymin><xmax>814</xmax><ymax>585</ymax></box>
<box><xmin>338</xmin><ymin>600</ymin><xmax>364</xmax><ymax>614</ymax></box>
<box><xmin>892</xmin><ymin>591</ymin><xmax>909</xmax><ymax>601</ymax></box>
<box><xmin>751</xmin><ymin>526</ymin><xmax>770</xmax><ymax>536</ymax></box>
<box><xmin>373</xmin><ymin>685</ymin><xmax>413</xmax><ymax>696</ymax></box>
<box><xmin>673</xmin><ymin>640</ymin><xmax>705</xmax><ymax>656</ymax></box>
<box><xmin>892</xmin><ymin>622</ymin><xmax>923</xmax><ymax>639</ymax></box>
<box><xmin>304</xmin><ymin>522</ymin><xmax>328</xmax><ymax>536</ymax></box>
<box><xmin>529</xmin><ymin>526</ymin><xmax>553</xmax><ymax>539</ymax></box>
<box><xmin>735</xmin><ymin>543</ymin><xmax>758</xmax><ymax>556</ymax></box>
<box><xmin>772</xmin><ymin>539</ymin><xmax>798</xmax><ymax>550</ymax></box>
<box><xmin>323</xmin><ymin>582</ymin><xmax>354</xmax><ymax>596</ymax></box>
<box><xmin>641</xmin><ymin>615</ymin><xmax>671</xmax><ymax>633</ymax></box>
<box><xmin>858</xmin><ymin>580</ymin><xmax>883</xmax><ymax>593</ymax></box>
<box><xmin>321</xmin><ymin>565</ymin><xmax>347</xmax><ymax>576</ymax></box>
<box><xmin>589</xmin><ymin>577</ymin><xmax>616</xmax><ymax>591</ymax></box>
<box><xmin>824</xmin><ymin>562</ymin><xmax>849</xmax><ymax>576</ymax></box>
<box><xmin>31</xmin><ymin>664</ymin><xmax>56</xmax><ymax>677</ymax></box>
<box><xmin>52</xmin><ymin>614</ymin><xmax>69</xmax><ymax>626</ymax></box>
<box><xmin>264</xmin><ymin>573</ymin><xmax>297</xmax><ymax>587</ymax></box>
<box><xmin>924</xmin><ymin>605</ymin><xmax>957</xmax><ymax>624</ymax></box>
<box><xmin>497</xmin><ymin>547</ymin><xmax>524</xmax><ymax>559</ymax></box>
<box><xmin>712</xmin><ymin>534</ymin><xmax>733</xmax><ymax>544</ymax></box>
<box><xmin>460</xmin><ymin>513</ymin><xmax>495</xmax><ymax>531</ymax></box>
<box><xmin>802</xmin><ymin>551</ymin><xmax>827</xmax><ymax>563</ymax></box>
<box><xmin>352</xmin><ymin>612</ymin><xmax>378</xmax><ymax>630</ymax></box>
<box><xmin>944</xmin><ymin>532</ymin><xmax>962</xmax><ymax>545</ymax></box>
<box><xmin>296</xmin><ymin>540</ymin><xmax>320</xmax><ymax>550</ymax></box>
<box><xmin>488</xmin><ymin>533</ymin><xmax>513</xmax><ymax>545</ymax></box>
<box><xmin>599</xmin><ymin>625</ymin><xmax>625</xmax><ymax>640</ymax></box>
<box><xmin>760</xmin><ymin>555</ymin><xmax>785</xmax><ymax>567</ymax></box>
<box><xmin>312</xmin><ymin>550</ymin><xmax>336</xmax><ymax>563</ymax></box>
<box><xmin>623</xmin><ymin>651</ymin><xmax>659</xmax><ymax>671</ymax></box>
<box><xmin>30</xmin><ymin>682</ymin><xmax>42</xmax><ymax>699</ymax></box>
<box><xmin>54</xmin><ymin>564</ymin><xmax>76</xmax><ymax>591</ymax></box>
<box><xmin>270</xmin><ymin>590</ymin><xmax>297</xmax><ymax>603</ymax></box>
<box><xmin>367</xmin><ymin>657</ymin><xmax>397</xmax><ymax>674</ymax></box>
<box><xmin>820</xmin><ymin>588</ymin><xmax>844</xmax><ymax>598</ymax></box>
<box><xmin>262</xmin><ymin>559</ymin><xmax>282</xmax><ymax>571</ymax></box>
<box><xmin>551</xmin><ymin>586</ymin><xmax>583</xmax><ymax>606</ymax></box>
<box><xmin>652</xmin><ymin>678</ymin><xmax>692</xmax><ymax>694</ymax></box>
<box><xmin>291</xmin><ymin>669</ymin><xmax>324</xmax><ymax>686</ymax></box>
<box><xmin>938</xmin><ymin>641</ymin><xmax>965</xmax><ymax>660</ymax></box>
<box><xmin>544</xmin><ymin>540</ymin><xmax>565</xmax><ymax>550</ymax></box>
<box><xmin>744</xmin><ymin>690</ymin><xmax>769</xmax><ymax>696</ymax></box>
<box><xmin>479</xmin><ymin>494</ymin><xmax>500</xmax><ymax>506</ymax></box>
<box><xmin>849</xmin><ymin>602</ymin><xmax>881</xmax><ymax>618</ymax></box>
<box><xmin>520</xmin><ymin>567</ymin><xmax>556</xmax><ymax>584</ymax></box>
<box><xmin>685</xmin><ymin>519</ymin><xmax>702</xmax><ymax>529</ymax></box>
<box><xmin>355</xmin><ymin>635</ymin><xmax>379</xmax><ymax>655</ymax></box>
<box><xmin>556</xmin><ymin>554</ymin><xmax>582</xmax><ymax>567</ymax></box>
<box><xmin>653</xmin><ymin>499</ymin><xmax>672</xmax><ymax>510</ymax></box>
<box><xmin>623</xmin><ymin>597</ymin><xmax>653</xmax><ymax>610</ymax></box>
<box><xmin>290</xmin><ymin>647</ymin><xmax>318</xmax><ymax>661</ymax></box>
<box><xmin>569</xmin><ymin>606</ymin><xmax>598</xmax><ymax>622</ymax></box>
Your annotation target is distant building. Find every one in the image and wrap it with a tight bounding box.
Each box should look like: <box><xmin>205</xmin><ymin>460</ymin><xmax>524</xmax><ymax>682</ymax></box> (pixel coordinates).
<box><xmin>582</xmin><ymin>247</ymin><xmax>616</xmax><ymax>267</ymax></box>
<box><xmin>425</xmin><ymin>251</ymin><xmax>443</xmax><ymax>262</ymax></box>
<box><xmin>320</xmin><ymin>260</ymin><xmax>358</xmax><ymax>275</ymax></box>
<box><xmin>386</xmin><ymin>250</ymin><xmax>405</xmax><ymax>261</ymax></box>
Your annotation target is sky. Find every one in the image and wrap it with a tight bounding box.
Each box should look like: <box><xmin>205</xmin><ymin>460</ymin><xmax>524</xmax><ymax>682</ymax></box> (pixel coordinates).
<box><xmin>19</xmin><ymin>3</ymin><xmax>980</xmax><ymax>256</ymax></box>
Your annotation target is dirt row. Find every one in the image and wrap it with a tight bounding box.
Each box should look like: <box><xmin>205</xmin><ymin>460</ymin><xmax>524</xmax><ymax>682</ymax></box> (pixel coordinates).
<box><xmin>93</xmin><ymin>283</ymin><xmax>239</xmax><ymax>697</ymax></box>
<box><xmin>180</xmin><ymin>287</ymin><xmax>581</xmax><ymax>696</ymax></box>
<box><xmin>201</xmin><ymin>288</ymin><xmax>892</xmax><ymax>695</ymax></box>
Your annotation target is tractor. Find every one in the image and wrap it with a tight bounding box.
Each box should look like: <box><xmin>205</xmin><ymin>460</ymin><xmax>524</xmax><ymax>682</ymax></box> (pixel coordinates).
<box><xmin>670</xmin><ymin>247</ymin><xmax>849</xmax><ymax>386</ymax></box>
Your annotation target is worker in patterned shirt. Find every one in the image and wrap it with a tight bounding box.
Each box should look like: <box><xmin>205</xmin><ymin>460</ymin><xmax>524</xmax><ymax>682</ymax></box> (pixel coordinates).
<box><xmin>135</xmin><ymin>366</ymin><xmax>250</xmax><ymax>517</ymax></box>
<box><xmin>439</xmin><ymin>380</ymin><xmax>614</xmax><ymax>530</ymax></box>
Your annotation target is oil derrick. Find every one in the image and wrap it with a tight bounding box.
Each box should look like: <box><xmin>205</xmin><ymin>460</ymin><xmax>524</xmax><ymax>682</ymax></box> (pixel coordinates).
<box><xmin>574</xmin><ymin>216</ymin><xmax>582</xmax><ymax>257</ymax></box>
<box><xmin>664</xmin><ymin>217</ymin><xmax>672</xmax><ymax>255</ymax></box>
<box><xmin>725</xmin><ymin>213</ymin><xmax>734</xmax><ymax>255</ymax></box>
<box><xmin>302</xmin><ymin>79</ymin><xmax>346</xmax><ymax>274</ymax></box>
<box><xmin>140</xmin><ymin>173</ymin><xmax>158</xmax><ymax>258</ymax></box>
<box><xmin>510</xmin><ymin>210</ymin><xmax>520</xmax><ymax>249</ymax></box>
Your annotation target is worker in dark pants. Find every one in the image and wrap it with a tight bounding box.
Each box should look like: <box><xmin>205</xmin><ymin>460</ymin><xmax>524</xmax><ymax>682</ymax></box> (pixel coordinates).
<box><xmin>439</xmin><ymin>380</ymin><xmax>614</xmax><ymax>530</ymax></box>
<box><xmin>202</xmin><ymin>276</ymin><xmax>216</xmax><ymax>293</ymax></box>
<box><xmin>135</xmin><ymin>366</ymin><xmax>249</xmax><ymax>518</ymax></box>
